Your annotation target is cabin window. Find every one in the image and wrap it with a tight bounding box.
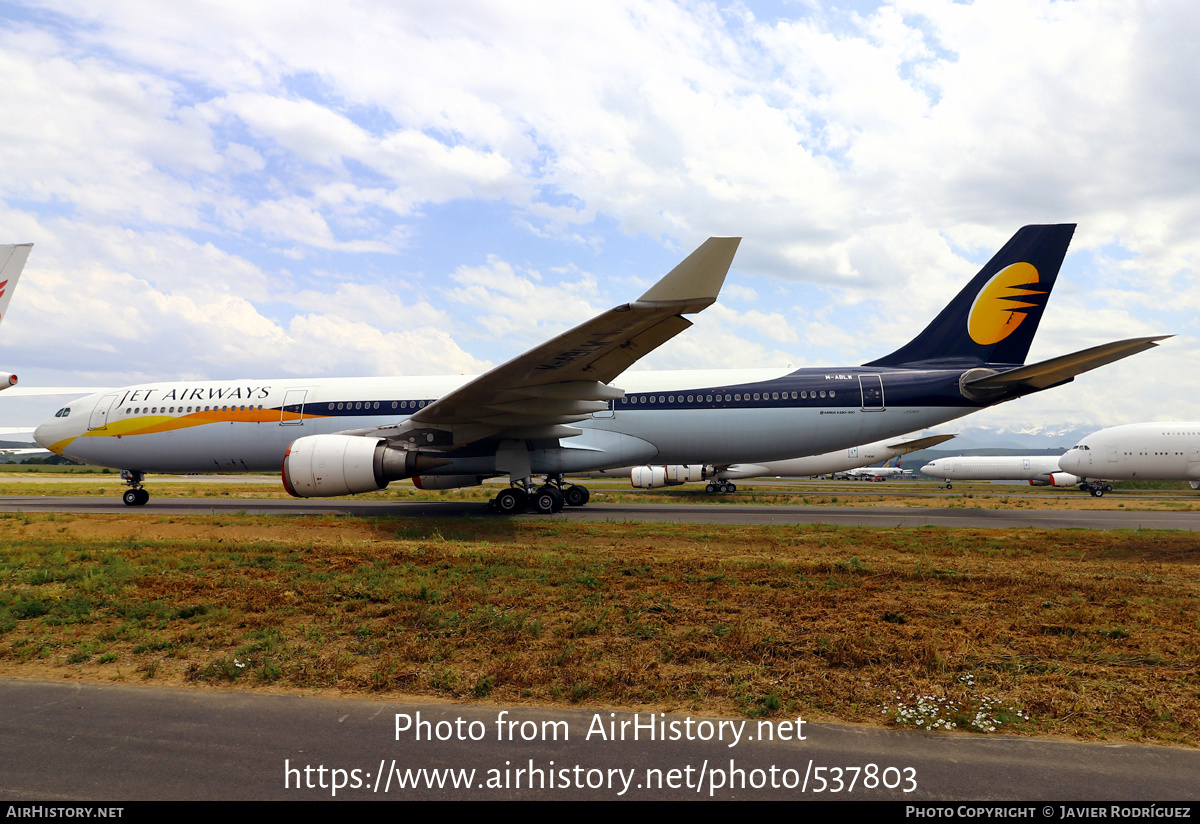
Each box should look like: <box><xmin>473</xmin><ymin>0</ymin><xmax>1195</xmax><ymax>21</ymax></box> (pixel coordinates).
<box><xmin>829</xmin><ymin>390</ymin><xmax>836</xmax><ymax>398</ymax></box>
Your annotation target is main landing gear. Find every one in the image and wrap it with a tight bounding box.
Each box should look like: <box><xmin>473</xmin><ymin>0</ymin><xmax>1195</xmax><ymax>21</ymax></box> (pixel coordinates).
<box><xmin>706</xmin><ymin>481</ymin><xmax>736</xmax><ymax>493</ymax></box>
<box><xmin>487</xmin><ymin>477</ymin><xmax>590</xmax><ymax>515</ymax></box>
<box><xmin>120</xmin><ymin>470</ymin><xmax>150</xmax><ymax>506</ymax></box>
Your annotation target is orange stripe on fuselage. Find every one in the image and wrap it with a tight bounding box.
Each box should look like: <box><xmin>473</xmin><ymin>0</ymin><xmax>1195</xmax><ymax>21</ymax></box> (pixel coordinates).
<box><xmin>80</xmin><ymin>409</ymin><xmax>328</xmax><ymax>438</ymax></box>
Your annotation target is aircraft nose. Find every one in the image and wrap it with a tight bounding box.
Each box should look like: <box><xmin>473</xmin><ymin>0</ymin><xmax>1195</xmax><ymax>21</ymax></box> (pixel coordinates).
<box><xmin>33</xmin><ymin>419</ymin><xmax>54</xmax><ymax>450</ymax></box>
<box><xmin>1058</xmin><ymin>451</ymin><xmax>1077</xmax><ymax>472</ymax></box>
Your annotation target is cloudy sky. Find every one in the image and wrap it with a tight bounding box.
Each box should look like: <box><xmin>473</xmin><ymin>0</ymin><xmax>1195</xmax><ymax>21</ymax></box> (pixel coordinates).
<box><xmin>1</xmin><ymin>0</ymin><xmax>1197</xmax><ymax>446</ymax></box>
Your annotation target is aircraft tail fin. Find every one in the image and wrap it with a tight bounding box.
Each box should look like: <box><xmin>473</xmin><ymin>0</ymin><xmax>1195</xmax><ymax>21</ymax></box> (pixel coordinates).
<box><xmin>866</xmin><ymin>225</ymin><xmax>1075</xmax><ymax>368</ymax></box>
<box><xmin>0</xmin><ymin>244</ymin><xmax>32</xmax><ymax>325</ymax></box>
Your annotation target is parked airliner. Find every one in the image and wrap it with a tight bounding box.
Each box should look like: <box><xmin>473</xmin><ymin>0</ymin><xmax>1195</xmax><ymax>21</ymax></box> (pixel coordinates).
<box><xmin>585</xmin><ymin>433</ymin><xmax>954</xmax><ymax>492</ymax></box>
<box><xmin>0</xmin><ymin>243</ymin><xmax>32</xmax><ymax>392</ymax></box>
<box><xmin>920</xmin><ymin>455</ymin><xmax>1082</xmax><ymax>490</ymax></box>
<box><xmin>33</xmin><ymin>225</ymin><xmax>1168</xmax><ymax>513</ymax></box>
<box><xmin>842</xmin><ymin>457</ymin><xmax>910</xmax><ymax>481</ymax></box>
<box><xmin>1058</xmin><ymin>422</ymin><xmax>1200</xmax><ymax>494</ymax></box>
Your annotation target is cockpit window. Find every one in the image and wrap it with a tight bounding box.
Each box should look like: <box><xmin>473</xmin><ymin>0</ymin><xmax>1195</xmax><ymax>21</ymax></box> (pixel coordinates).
<box><xmin>55</xmin><ymin>408</ymin><xmax>70</xmax><ymax>417</ymax></box>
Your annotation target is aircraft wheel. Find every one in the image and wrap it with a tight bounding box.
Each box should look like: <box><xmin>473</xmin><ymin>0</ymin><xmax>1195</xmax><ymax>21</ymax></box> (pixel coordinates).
<box><xmin>135</xmin><ymin>488</ymin><xmax>149</xmax><ymax>505</ymax></box>
<box><xmin>564</xmin><ymin>485</ymin><xmax>590</xmax><ymax>507</ymax></box>
<box><xmin>494</xmin><ymin>488</ymin><xmax>527</xmax><ymax>515</ymax></box>
<box><xmin>1091</xmin><ymin>486</ymin><xmax>1105</xmax><ymax>497</ymax></box>
<box><xmin>1103</xmin><ymin>484</ymin><xmax>1113</xmax><ymax>493</ymax></box>
<box><xmin>533</xmin><ymin>487</ymin><xmax>564</xmax><ymax>514</ymax></box>
<box><xmin>944</xmin><ymin>483</ymin><xmax>952</xmax><ymax>489</ymax></box>
<box><xmin>122</xmin><ymin>489</ymin><xmax>140</xmax><ymax>507</ymax></box>
<box><xmin>726</xmin><ymin>483</ymin><xmax>736</xmax><ymax>493</ymax></box>
<box><xmin>706</xmin><ymin>483</ymin><xmax>717</xmax><ymax>493</ymax></box>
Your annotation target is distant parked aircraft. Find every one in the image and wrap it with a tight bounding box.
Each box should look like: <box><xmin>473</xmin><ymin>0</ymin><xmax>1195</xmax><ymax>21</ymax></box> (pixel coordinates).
<box><xmin>920</xmin><ymin>455</ymin><xmax>1082</xmax><ymax>490</ymax></box>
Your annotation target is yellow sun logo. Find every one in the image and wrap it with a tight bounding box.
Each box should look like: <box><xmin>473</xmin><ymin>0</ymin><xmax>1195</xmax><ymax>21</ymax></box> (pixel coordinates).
<box><xmin>966</xmin><ymin>262</ymin><xmax>1045</xmax><ymax>345</ymax></box>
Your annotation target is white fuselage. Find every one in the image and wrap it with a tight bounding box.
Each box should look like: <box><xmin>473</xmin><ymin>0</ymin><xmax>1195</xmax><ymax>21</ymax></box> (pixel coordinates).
<box><xmin>582</xmin><ymin>433</ymin><xmax>934</xmax><ymax>484</ymax></box>
<box><xmin>34</xmin><ymin>368</ymin><xmax>976</xmax><ymax>480</ymax></box>
<box><xmin>921</xmin><ymin>455</ymin><xmax>1064</xmax><ymax>481</ymax></box>
<box><xmin>1058</xmin><ymin>422</ymin><xmax>1200</xmax><ymax>481</ymax></box>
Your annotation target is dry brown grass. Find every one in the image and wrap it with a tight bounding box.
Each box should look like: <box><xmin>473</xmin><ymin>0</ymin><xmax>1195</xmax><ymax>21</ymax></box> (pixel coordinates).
<box><xmin>1</xmin><ymin>513</ymin><xmax>1197</xmax><ymax>746</ymax></box>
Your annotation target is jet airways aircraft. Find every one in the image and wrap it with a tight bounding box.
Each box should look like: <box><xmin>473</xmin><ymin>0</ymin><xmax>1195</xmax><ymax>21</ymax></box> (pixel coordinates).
<box><xmin>1058</xmin><ymin>422</ymin><xmax>1200</xmax><ymax>495</ymax></box>
<box><xmin>582</xmin><ymin>432</ymin><xmax>954</xmax><ymax>492</ymax></box>
<box><xmin>33</xmin><ymin>225</ymin><xmax>1168</xmax><ymax>513</ymax></box>
<box><xmin>920</xmin><ymin>455</ymin><xmax>1081</xmax><ymax>490</ymax></box>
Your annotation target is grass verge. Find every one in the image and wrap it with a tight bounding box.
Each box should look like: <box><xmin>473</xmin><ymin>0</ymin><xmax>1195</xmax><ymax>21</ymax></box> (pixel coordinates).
<box><xmin>1</xmin><ymin>512</ymin><xmax>1197</xmax><ymax>745</ymax></box>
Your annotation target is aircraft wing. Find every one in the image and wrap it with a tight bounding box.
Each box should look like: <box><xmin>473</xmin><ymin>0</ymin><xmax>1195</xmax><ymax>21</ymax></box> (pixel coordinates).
<box><xmin>0</xmin><ymin>427</ymin><xmax>34</xmax><ymax>436</ymax></box>
<box><xmin>366</xmin><ymin>237</ymin><xmax>741</xmax><ymax>449</ymax></box>
<box><xmin>963</xmin><ymin>335</ymin><xmax>1170</xmax><ymax>394</ymax></box>
<box><xmin>2</xmin><ymin>387</ymin><xmax>114</xmax><ymax>397</ymax></box>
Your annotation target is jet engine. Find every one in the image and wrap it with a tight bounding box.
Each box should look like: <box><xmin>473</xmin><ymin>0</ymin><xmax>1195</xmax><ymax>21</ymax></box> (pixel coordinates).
<box><xmin>282</xmin><ymin>435</ymin><xmax>449</xmax><ymax>497</ymax></box>
<box><xmin>1028</xmin><ymin>472</ymin><xmax>1082</xmax><ymax>487</ymax></box>
<box><xmin>630</xmin><ymin>464</ymin><xmax>708</xmax><ymax>488</ymax></box>
<box><xmin>0</xmin><ymin>374</ymin><xmax>16</xmax><ymax>391</ymax></box>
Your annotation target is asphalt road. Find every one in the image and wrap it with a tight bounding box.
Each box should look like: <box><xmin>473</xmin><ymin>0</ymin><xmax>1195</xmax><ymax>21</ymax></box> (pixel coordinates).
<box><xmin>3</xmin><ymin>679</ymin><xmax>1198</xmax><ymax>801</ymax></box>
<box><xmin>0</xmin><ymin>493</ymin><xmax>1198</xmax><ymax>530</ymax></box>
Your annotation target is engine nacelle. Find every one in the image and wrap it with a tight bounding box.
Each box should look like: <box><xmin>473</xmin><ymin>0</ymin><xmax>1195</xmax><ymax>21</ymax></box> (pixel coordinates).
<box><xmin>0</xmin><ymin>373</ymin><xmax>16</xmax><ymax>391</ymax></box>
<box><xmin>1028</xmin><ymin>472</ymin><xmax>1082</xmax><ymax>487</ymax></box>
<box><xmin>413</xmin><ymin>474</ymin><xmax>486</xmax><ymax>490</ymax></box>
<box><xmin>665</xmin><ymin>464</ymin><xmax>707</xmax><ymax>484</ymax></box>
<box><xmin>282</xmin><ymin>435</ymin><xmax>449</xmax><ymax>498</ymax></box>
<box><xmin>630</xmin><ymin>465</ymin><xmax>667</xmax><ymax>489</ymax></box>
<box><xmin>630</xmin><ymin>465</ymin><xmax>708</xmax><ymax>488</ymax></box>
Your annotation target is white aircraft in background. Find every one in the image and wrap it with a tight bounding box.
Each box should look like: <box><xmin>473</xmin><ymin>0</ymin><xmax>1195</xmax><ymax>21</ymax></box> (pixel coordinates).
<box><xmin>33</xmin><ymin>225</ymin><xmax>1168</xmax><ymax>513</ymax></box>
<box><xmin>0</xmin><ymin>244</ymin><xmax>32</xmax><ymax>392</ymax></box>
<box><xmin>920</xmin><ymin>455</ymin><xmax>1082</xmax><ymax>490</ymax></box>
<box><xmin>586</xmin><ymin>432</ymin><xmax>954</xmax><ymax>492</ymax></box>
<box><xmin>1059</xmin><ymin>422</ymin><xmax>1200</xmax><ymax>495</ymax></box>
<box><xmin>841</xmin><ymin>456</ymin><xmax>910</xmax><ymax>481</ymax></box>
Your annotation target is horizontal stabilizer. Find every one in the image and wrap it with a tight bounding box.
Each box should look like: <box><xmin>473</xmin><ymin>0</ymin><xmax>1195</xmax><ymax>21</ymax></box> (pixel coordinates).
<box><xmin>963</xmin><ymin>335</ymin><xmax>1170</xmax><ymax>393</ymax></box>
<box><xmin>883</xmin><ymin>433</ymin><xmax>957</xmax><ymax>453</ymax></box>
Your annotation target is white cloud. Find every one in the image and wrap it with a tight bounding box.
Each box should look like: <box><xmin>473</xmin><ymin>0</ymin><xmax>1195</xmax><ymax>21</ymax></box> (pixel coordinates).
<box><xmin>1</xmin><ymin>0</ymin><xmax>1198</xmax><ymax>444</ymax></box>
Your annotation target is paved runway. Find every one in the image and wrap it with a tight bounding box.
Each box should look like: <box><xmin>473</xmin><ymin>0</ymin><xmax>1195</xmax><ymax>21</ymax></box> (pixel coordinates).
<box><xmin>3</xmin><ymin>679</ymin><xmax>1197</xmax><ymax>801</ymax></box>
<box><xmin>1</xmin><ymin>493</ymin><xmax>1199</xmax><ymax>530</ymax></box>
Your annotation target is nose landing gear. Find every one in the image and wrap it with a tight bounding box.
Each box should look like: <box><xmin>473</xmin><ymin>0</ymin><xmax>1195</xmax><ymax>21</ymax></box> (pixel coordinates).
<box><xmin>120</xmin><ymin>470</ymin><xmax>149</xmax><ymax>506</ymax></box>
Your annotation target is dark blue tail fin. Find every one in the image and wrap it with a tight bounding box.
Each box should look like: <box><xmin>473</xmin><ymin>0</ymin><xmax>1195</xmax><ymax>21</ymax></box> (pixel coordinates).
<box><xmin>866</xmin><ymin>224</ymin><xmax>1076</xmax><ymax>368</ymax></box>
